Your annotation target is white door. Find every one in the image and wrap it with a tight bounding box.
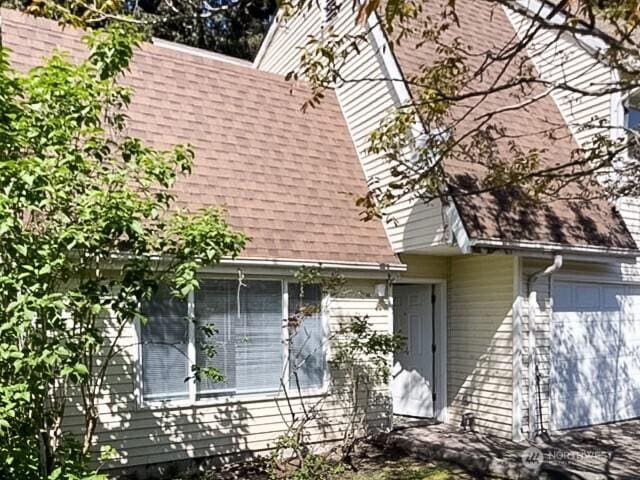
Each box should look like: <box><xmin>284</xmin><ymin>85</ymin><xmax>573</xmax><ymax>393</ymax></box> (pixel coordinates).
<box><xmin>392</xmin><ymin>284</ymin><xmax>434</xmax><ymax>418</ymax></box>
<box><xmin>552</xmin><ymin>281</ymin><xmax>640</xmax><ymax>429</ymax></box>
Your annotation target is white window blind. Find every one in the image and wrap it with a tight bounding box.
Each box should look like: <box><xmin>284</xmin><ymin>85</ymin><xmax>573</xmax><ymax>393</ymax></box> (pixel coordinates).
<box><xmin>140</xmin><ymin>287</ymin><xmax>190</xmax><ymax>401</ymax></box>
<box><xmin>140</xmin><ymin>278</ymin><xmax>326</xmax><ymax>403</ymax></box>
<box><xmin>235</xmin><ymin>280</ymin><xmax>283</xmax><ymax>393</ymax></box>
<box><xmin>288</xmin><ymin>283</ymin><xmax>325</xmax><ymax>390</ymax></box>
<box><xmin>195</xmin><ymin>279</ymin><xmax>236</xmax><ymax>396</ymax></box>
<box><xmin>194</xmin><ymin>279</ymin><xmax>283</xmax><ymax>396</ymax></box>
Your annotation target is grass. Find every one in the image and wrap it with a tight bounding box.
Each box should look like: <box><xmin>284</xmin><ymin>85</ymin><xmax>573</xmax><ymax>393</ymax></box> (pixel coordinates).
<box><xmin>340</xmin><ymin>456</ymin><xmax>469</xmax><ymax>480</ymax></box>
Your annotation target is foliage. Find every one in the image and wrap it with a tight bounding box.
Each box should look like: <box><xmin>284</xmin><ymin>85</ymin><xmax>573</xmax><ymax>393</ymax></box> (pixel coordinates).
<box><xmin>330</xmin><ymin>315</ymin><xmax>405</xmax><ymax>462</ymax></box>
<box><xmin>0</xmin><ymin>21</ymin><xmax>246</xmax><ymax>479</ymax></box>
<box><xmin>269</xmin><ymin>269</ymin><xmax>405</xmax><ymax>478</ymax></box>
<box><xmin>280</xmin><ymin>0</ymin><xmax>640</xmax><ymax>215</ymax></box>
<box><xmin>267</xmin><ymin>434</ymin><xmax>345</xmax><ymax>480</ymax></box>
<box><xmin>0</xmin><ymin>0</ymin><xmax>277</xmax><ymax>60</ymax></box>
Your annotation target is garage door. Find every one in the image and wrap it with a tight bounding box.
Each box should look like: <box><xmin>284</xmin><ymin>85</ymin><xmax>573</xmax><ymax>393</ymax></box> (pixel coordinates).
<box><xmin>552</xmin><ymin>282</ymin><xmax>640</xmax><ymax>429</ymax></box>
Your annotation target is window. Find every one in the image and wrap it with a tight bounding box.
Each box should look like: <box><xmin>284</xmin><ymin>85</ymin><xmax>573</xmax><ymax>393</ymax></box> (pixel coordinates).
<box><xmin>140</xmin><ymin>286</ymin><xmax>190</xmax><ymax>401</ymax></box>
<box><xmin>139</xmin><ymin>279</ymin><xmax>326</xmax><ymax>403</ymax></box>
<box><xmin>624</xmin><ymin>91</ymin><xmax>640</xmax><ymax>158</ymax></box>
<box><xmin>288</xmin><ymin>283</ymin><xmax>325</xmax><ymax>391</ymax></box>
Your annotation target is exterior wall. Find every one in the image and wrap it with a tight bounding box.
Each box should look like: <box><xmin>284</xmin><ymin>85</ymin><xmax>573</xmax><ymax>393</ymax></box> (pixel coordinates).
<box><xmin>505</xmin><ymin>8</ymin><xmax>614</xmax><ymax>149</ymax></box>
<box><xmin>257</xmin><ymin>9</ymin><xmax>449</xmax><ymax>253</ymax></box>
<box><xmin>399</xmin><ymin>253</ymin><xmax>448</xmax><ymax>280</ymax></box>
<box><xmin>395</xmin><ymin>253</ymin><xmax>518</xmax><ymax>438</ymax></box>
<box><xmin>505</xmin><ymin>11</ymin><xmax>640</xmax><ymax>435</ymax></box>
<box><xmin>520</xmin><ymin>257</ymin><xmax>640</xmax><ymax>437</ymax></box>
<box><xmin>63</xmin><ymin>277</ymin><xmax>392</xmax><ymax>472</ymax></box>
<box><xmin>446</xmin><ymin>255</ymin><xmax>516</xmax><ymax>438</ymax></box>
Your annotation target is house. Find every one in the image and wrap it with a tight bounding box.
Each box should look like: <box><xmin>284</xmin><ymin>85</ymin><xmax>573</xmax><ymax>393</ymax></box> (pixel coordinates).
<box><xmin>2</xmin><ymin>0</ymin><xmax>640</xmax><ymax>474</ymax></box>
<box><xmin>255</xmin><ymin>0</ymin><xmax>640</xmax><ymax>441</ymax></box>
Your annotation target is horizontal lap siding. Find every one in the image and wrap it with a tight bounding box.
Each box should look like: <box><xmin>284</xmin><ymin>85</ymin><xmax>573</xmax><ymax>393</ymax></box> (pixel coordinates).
<box><xmin>508</xmin><ymin>8</ymin><xmax>640</xmax><ymax>434</ymax></box>
<box><xmin>505</xmin><ymin>9</ymin><xmax>613</xmax><ymax>149</ymax></box>
<box><xmin>447</xmin><ymin>256</ymin><xmax>515</xmax><ymax>438</ymax></box>
<box><xmin>257</xmin><ymin>8</ymin><xmax>447</xmax><ymax>253</ymax></box>
<box><xmin>508</xmin><ymin>9</ymin><xmax>640</xmax><ymax>283</ymax></box>
<box><xmin>62</xmin><ymin>281</ymin><xmax>392</xmax><ymax>470</ymax></box>
<box><xmin>522</xmin><ymin>258</ymin><xmax>640</xmax><ymax>436</ymax></box>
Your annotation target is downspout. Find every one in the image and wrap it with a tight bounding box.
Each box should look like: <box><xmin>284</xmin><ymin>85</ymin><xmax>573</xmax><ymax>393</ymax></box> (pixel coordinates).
<box><xmin>526</xmin><ymin>254</ymin><xmax>563</xmax><ymax>441</ymax></box>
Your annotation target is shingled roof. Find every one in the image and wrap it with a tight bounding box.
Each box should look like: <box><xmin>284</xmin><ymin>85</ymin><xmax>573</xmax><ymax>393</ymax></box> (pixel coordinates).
<box><xmin>389</xmin><ymin>1</ymin><xmax>637</xmax><ymax>252</ymax></box>
<box><xmin>1</xmin><ymin>8</ymin><xmax>400</xmax><ymax>266</ymax></box>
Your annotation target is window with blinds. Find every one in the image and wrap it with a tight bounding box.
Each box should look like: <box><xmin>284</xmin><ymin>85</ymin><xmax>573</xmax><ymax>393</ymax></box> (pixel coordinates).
<box><xmin>288</xmin><ymin>283</ymin><xmax>325</xmax><ymax>391</ymax></box>
<box><xmin>140</xmin><ymin>279</ymin><xmax>326</xmax><ymax>403</ymax></box>
<box><xmin>140</xmin><ymin>286</ymin><xmax>190</xmax><ymax>401</ymax></box>
<box><xmin>195</xmin><ymin>279</ymin><xmax>282</xmax><ymax>397</ymax></box>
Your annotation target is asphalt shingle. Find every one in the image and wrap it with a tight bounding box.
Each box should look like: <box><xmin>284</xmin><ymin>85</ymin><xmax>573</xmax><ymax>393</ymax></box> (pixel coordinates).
<box><xmin>1</xmin><ymin>8</ymin><xmax>400</xmax><ymax>265</ymax></box>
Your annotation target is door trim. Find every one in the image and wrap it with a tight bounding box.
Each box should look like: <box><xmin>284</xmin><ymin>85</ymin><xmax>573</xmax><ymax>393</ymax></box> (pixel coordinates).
<box><xmin>392</xmin><ymin>278</ymin><xmax>448</xmax><ymax>422</ymax></box>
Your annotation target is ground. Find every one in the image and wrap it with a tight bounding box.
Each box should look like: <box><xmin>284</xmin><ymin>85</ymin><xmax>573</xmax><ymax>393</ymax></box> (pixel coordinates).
<box><xmin>386</xmin><ymin>419</ymin><xmax>640</xmax><ymax>479</ymax></box>
<box><xmin>340</xmin><ymin>448</ymin><xmax>476</xmax><ymax>480</ymax></box>
<box><xmin>185</xmin><ymin>445</ymin><xmax>478</xmax><ymax>480</ymax></box>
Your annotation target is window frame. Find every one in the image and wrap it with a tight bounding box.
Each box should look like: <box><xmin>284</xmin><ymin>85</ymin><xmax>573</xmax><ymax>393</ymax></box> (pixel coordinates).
<box><xmin>617</xmin><ymin>89</ymin><xmax>640</xmax><ymax>156</ymax></box>
<box><xmin>133</xmin><ymin>275</ymin><xmax>330</xmax><ymax>409</ymax></box>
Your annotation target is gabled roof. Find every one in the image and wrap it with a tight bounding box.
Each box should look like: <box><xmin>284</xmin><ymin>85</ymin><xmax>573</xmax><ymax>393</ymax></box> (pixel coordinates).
<box><xmin>1</xmin><ymin>8</ymin><xmax>400</xmax><ymax>267</ymax></box>
<box><xmin>389</xmin><ymin>1</ymin><xmax>637</xmax><ymax>252</ymax></box>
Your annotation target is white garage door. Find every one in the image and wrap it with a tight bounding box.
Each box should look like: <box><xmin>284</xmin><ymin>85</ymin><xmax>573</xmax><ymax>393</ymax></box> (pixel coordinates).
<box><xmin>552</xmin><ymin>282</ymin><xmax>640</xmax><ymax>429</ymax></box>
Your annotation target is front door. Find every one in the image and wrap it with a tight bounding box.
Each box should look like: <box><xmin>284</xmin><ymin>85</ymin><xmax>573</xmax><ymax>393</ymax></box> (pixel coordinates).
<box><xmin>392</xmin><ymin>284</ymin><xmax>434</xmax><ymax>418</ymax></box>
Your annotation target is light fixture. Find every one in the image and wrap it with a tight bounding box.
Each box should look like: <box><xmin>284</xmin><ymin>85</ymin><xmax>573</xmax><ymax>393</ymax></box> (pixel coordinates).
<box><xmin>374</xmin><ymin>283</ymin><xmax>387</xmax><ymax>298</ymax></box>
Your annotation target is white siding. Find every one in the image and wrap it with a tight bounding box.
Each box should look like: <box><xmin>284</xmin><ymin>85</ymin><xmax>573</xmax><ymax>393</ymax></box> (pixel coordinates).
<box><xmin>505</xmin><ymin>9</ymin><xmax>613</xmax><ymax>149</ymax></box>
<box><xmin>520</xmin><ymin>258</ymin><xmax>640</xmax><ymax>436</ymax></box>
<box><xmin>63</xmin><ymin>279</ymin><xmax>392</xmax><ymax>471</ymax></box>
<box><xmin>507</xmin><ymin>8</ymin><xmax>640</xmax><ymax>263</ymax></box>
<box><xmin>447</xmin><ymin>255</ymin><xmax>516</xmax><ymax>438</ymax></box>
<box><xmin>257</xmin><ymin>8</ymin><xmax>448</xmax><ymax>253</ymax></box>
<box><xmin>504</xmin><ymin>17</ymin><xmax>640</xmax><ymax>432</ymax></box>
<box><xmin>399</xmin><ymin>254</ymin><xmax>448</xmax><ymax>279</ymax></box>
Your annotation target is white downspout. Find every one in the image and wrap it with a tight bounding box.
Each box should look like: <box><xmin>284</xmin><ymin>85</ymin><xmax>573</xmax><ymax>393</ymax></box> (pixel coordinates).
<box><xmin>526</xmin><ymin>253</ymin><xmax>562</xmax><ymax>440</ymax></box>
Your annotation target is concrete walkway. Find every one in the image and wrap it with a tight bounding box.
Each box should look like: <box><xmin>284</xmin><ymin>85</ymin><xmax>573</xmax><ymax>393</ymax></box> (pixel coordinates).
<box><xmin>383</xmin><ymin>419</ymin><xmax>640</xmax><ymax>479</ymax></box>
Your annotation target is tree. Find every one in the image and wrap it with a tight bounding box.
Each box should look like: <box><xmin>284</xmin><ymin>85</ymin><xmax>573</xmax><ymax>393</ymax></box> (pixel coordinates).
<box><xmin>0</xmin><ymin>22</ymin><xmax>246</xmax><ymax>479</ymax></box>
<box><xmin>283</xmin><ymin>0</ymin><xmax>640</xmax><ymax>218</ymax></box>
<box><xmin>0</xmin><ymin>0</ymin><xmax>276</xmax><ymax>60</ymax></box>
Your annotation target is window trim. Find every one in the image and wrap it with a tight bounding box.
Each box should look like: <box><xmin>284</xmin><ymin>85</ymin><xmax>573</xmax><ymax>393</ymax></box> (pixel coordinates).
<box><xmin>133</xmin><ymin>275</ymin><xmax>330</xmax><ymax>409</ymax></box>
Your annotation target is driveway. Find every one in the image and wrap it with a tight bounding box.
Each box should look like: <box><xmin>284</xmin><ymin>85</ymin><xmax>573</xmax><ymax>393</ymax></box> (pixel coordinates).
<box><xmin>384</xmin><ymin>418</ymin><xmax>640</xmax><ymax>479</ymax></box>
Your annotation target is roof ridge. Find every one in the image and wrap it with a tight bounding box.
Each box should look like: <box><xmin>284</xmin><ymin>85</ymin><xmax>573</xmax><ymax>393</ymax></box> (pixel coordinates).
<box><xmin>0</xmin><ymin>8</ymin><xmax>255</xmax><ymax>71</ymax></box>
<box><xmin>150</xmin><ymin>37</ymin><xmax>253</xmax><ymax>68</ymax></box>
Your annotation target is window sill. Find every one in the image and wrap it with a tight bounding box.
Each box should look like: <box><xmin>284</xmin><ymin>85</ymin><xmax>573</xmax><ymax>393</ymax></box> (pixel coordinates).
<box><xmin>137</xmin><ymin>386</ymin><xmax>331</xmax><ymax>412</ymax></box>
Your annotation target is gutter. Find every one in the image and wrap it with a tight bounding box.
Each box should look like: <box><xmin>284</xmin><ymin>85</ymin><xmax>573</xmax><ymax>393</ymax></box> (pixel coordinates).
<box><xmin>470</xmin><ymin>238</ymin><xmax>639</xmax><ymax>260</ymax></box>
<box><xmin>105</xmin><ymin>252</ymin><xmax>406</xmax><ymax>273</ymax></box>
<box><xmin>526</xmin><ymin>253</ymin><xmax>563</xmax><ymax>441</ymax></box>
<box><xmin>217</xmin><ymin>256</ymin><xmax>407</xmax><ymax>272</ymax></box>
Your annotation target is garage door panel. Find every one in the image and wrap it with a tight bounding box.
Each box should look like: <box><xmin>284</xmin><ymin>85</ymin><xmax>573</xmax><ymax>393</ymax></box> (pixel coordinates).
<box><xmin>553</xmin><ymin>365</ymin><xmax>639</xmax><ymax>397</ymax></box>
<box><xmin>616</xmin><ymin>388</ymin><xmax>640</xmax><ymax>420</ymax></box>
<box><xmin>552</xmin><ymin>321</ymin><xmax>640</xmax><ymax>358</ymax></box>
<box><xmin>552</xmin><ymin>356</ymin><xmax>639</xmax><ymax>395</ymax></box>
<box><xmin>552</xmin><ymin>281</ymin><xmax>640</xmax><ymax>429</ymax></box>
<box><xmin>553</xmin><ymin>390</ymin><xmax>618</xmax><ymax>429</ymax></box>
